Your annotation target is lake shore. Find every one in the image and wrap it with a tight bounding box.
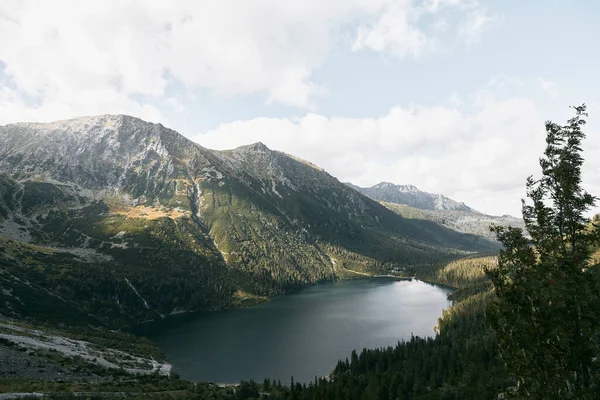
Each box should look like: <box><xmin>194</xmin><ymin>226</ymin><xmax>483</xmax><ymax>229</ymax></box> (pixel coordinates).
<box><xmin>141</xmin><ymin>279</ymin><xmax>453</xmax><ymax>383</ymax></box>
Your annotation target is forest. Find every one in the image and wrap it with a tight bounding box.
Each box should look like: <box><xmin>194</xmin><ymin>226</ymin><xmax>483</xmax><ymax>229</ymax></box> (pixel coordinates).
<box><xmin>220</xmin><ymin>256</ymin><xmax>508</xmax><ymax>400</ymax></box>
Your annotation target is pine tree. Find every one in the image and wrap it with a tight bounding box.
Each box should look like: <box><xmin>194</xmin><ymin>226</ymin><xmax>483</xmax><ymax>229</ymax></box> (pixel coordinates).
<box><xmin>486</xmin><ymin>104</ymin><xmax>600</xmax><ymax>398</ymax></box>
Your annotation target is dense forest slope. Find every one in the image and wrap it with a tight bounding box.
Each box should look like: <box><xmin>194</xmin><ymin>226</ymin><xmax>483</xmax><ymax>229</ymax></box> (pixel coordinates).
<box><xmin>0</xmin><ymin>115</ymin><xmax>496</xmax><ymax>327</ymax></box>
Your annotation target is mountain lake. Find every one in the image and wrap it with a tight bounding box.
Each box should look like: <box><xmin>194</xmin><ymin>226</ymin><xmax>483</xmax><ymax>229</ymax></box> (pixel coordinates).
<box><xmin>137</xmin><ymin>278</ymin><xmax>453</xmax><ymax>384</ymax></box>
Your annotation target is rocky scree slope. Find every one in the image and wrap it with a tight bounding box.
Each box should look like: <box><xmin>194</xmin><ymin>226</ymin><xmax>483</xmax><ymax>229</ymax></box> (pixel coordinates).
<box><xmin>0</xmin><ymin>115</ymin><xmax>496</xmax><ymax>327</ymax></box>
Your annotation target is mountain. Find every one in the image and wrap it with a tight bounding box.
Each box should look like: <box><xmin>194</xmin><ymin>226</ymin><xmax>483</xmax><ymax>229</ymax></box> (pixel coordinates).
<box><xmin>380</xmin><ymin>202</ymin><xmax>524</xmax><ymax>242</ymax></box>
<box><xmin>0</xmin><ymin>115</ymin><xmax>497</xmax><ymax>327</ymax></box>
<box><xmin>345</xmin><ymin>182</ymin><xmax>473</xmax><ymax>212</ymax></box>
<box><xmin>346</xmin><ymin>182</ymin><xmax>524</xmax><ymax>241</ymax></box>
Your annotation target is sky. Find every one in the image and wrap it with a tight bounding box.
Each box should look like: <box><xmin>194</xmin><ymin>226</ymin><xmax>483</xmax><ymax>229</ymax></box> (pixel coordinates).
<box><xmin>1</xmin><ymin>0</ymin><xmax>599</xmax><ymax>217</ymax></box>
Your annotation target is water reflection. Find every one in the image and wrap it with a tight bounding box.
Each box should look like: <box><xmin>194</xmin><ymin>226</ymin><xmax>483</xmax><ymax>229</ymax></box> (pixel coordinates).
<box><xmin>140</xmin><ymin>278</ymin><xmax>452</xmax><ymax>383</ymax></box>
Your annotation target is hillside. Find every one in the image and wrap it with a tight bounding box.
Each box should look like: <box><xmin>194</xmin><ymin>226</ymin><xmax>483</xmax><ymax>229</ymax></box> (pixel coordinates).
<box><xmin>0</xmin><ymin>115</ymin><xmax>496</xmax><ymax>327</ymax></box>
<box><xmin>381</xmin><ymin>201</ymin><xmax>525</xmax><ymax>242</ymax></box>
<box><xmin>346</xmin><ymin>182</ymin><xmax>524</xmax><ymax>241</ymax></box>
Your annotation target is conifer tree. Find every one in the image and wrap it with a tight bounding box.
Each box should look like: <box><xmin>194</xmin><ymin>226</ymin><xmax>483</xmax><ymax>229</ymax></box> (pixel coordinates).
<box><xmin>486</xmin><ymin>104</ymin><xmax>600</xmax><ymax>398</ymax></box>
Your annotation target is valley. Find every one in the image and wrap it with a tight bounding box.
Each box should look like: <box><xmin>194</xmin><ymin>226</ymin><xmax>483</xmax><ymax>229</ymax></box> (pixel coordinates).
<box><xmin>137</xmin><ymin>278</ymin><xmax>453</xmax><ymax>384</ymax></box>
<box><xmin>3</xmin><ymin>1</ymin><xmax>600</xmax><ymax>397</ymax></box>
<box><xmin>0</xmin><ymin>115</ymin><xmax>497</xmax><ymax>328</ymax></box>
<box><xmin>0</xmin><ymin>114</ymin><xmax>584</xmax><ymax>400</ymax></box>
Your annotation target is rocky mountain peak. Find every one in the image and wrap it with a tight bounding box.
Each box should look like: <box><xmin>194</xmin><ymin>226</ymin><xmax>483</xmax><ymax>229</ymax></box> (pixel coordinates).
<box><xmin>234</xmin><ymin>141</ymin><xmax>271</xmax><ymax>154</ymax></box>
<box><xmin>348</xmin><ymin>182</ymin><xmax>473</xmax><ymax>212</ymax></box>
<box><xmin>0</xmin><ymin>114</ymin><xmax>204</xmax><ymax>194</ymax></box>
<box><xmin>372</xmin><ymin>182</ymin><xmax>421</xmax><ymax>193</ymax></box>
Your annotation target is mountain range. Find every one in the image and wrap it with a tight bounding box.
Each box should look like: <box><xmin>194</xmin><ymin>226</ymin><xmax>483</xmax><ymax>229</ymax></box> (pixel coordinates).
<box><xmin>346</xmin><ymin>182</ymin><xmax>524</xmax><ymax>241</ymax></box>
<box><xmin>0</xmin><ymin>115</ymin><xmax>497</xmax><ymax>327</ymax></box>
<box><xmin>344</xmin><ymin>182</ymin><xmax>473</xmax><ymax>212</ymax></box>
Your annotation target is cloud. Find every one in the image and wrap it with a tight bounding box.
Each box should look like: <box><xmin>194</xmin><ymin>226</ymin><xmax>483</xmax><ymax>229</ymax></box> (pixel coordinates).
<box><xmin>352</xmin><ymin>0</ymin><xmax>495</xmax><ymax>57</ymax></box>
<box><xmin>538</xmin><ymin>78</ymin><xmax>559</xmax><ymax>100</ymax></box>
<box><xmin>352</xmin><ymin>1</ymin><xmax>434</xmax><ymax>58</ymax></box>
<box><xmin>0</xmin><ymin>82</ymin><xmax>163</xmax><ymax>126</ymax></box>
<box><xmin>0</xmin><ymin>0</ymin><xmax>496</xmax><ymax>120</ymax></box>
<box><xmin>0</xmin><ymin>0</ymin><xmax>374</xmax><ymax>113</ymax></box>
<box><xmin>194</xmin><ymin>91</ymin><xmax>600</xmax><ymax>217</ymax></box>
<box><xmin>448</xmin><ymin>93</ymin><xmax>463</xmax><ymax>107</ymax></box>
<box><xmin>458</xmin><ymin>7</ymin><xmax>496</xmax><ymax>46</ymax></box>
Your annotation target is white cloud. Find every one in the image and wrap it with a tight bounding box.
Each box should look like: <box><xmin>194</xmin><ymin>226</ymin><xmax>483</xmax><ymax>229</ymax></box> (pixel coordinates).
<box><xmin>538</xmin><ymin>78</ymin><xmax>559</xmax><ymax>100</ymax></box>
<box><xmin>67</xmin><ymin>90</ymin><xmax>164</xmax><ymax>122</ymax></box>
<box><xmin>485</xmin><ymin>75</ymin><xmax>526</xmax><ymax>90</ymax></box>
<box><xmin>194</xmin><ymin>92</ymin><xmax>600</xmax><ymax>217</ymax></box>
<box><xmin>0</xmin><ymin>0</ymin><xmax>496</xmax><ymax>120</ymax></box>
<box><xmin>353</xmin><ymin>1</ymin><xmax>434</xmax><ymax>58</ymax></box>
<box><xmin>448</xmin><ymin>93</ymin><xmax>463</xmax><ymax>107</ymax></box>
<box><xmin>0</xmin><ymin>84</ymin><xmax>163</xmax><ymax>126</ymax></box>
<box><xmin>431</xmin><ymin>17</ymin><xmax>450</xmax><ymax>33</ymax></box>
<box><xmin>423</xmin><ymin>0</ymin><xmax>479</xmax><ymax>13</ymax></box>
<box><xmin>0</xmin><ymin>0</ymin><xmax>376</xmax><ymax>114</ymax></box>
<box><xmin>352</xmin><ymin>0</ymin><xmax>494</xmax><ymax>57</ymax></box>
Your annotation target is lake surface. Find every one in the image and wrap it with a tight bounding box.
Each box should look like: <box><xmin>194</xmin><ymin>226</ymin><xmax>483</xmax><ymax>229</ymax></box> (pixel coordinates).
<box><xmin>142</xmin><ymin>278</ymin><xmax>452</xmax><ymax>383</ymax></box>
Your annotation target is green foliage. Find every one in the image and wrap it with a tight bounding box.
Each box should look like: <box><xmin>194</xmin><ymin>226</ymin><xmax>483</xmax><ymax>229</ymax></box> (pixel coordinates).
<box><xmin>485</xmin><ymin>104</ymin><xmax>600</xmax><ymax>398</ymax></box>
<box><xmin>0</xmin><ymin>373</ymin><xmax>195</xmax><ymax>397</ymax></box>
<box><xmin>0</xmin><ymin>114</ymin><xmax>516</xmax><ymax>399</ymax></box>
<box><xmin>0</xmin><ymin>173</ymin><xmax>20</xmax><ymax>219</ymax></box>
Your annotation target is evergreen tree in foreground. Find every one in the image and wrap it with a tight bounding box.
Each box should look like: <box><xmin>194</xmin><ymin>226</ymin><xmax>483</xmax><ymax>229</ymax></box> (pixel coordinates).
<box><xmin>486</xmin><ymin>104</ymin><xmax>600</xmax><ymax>398</ymax></box>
